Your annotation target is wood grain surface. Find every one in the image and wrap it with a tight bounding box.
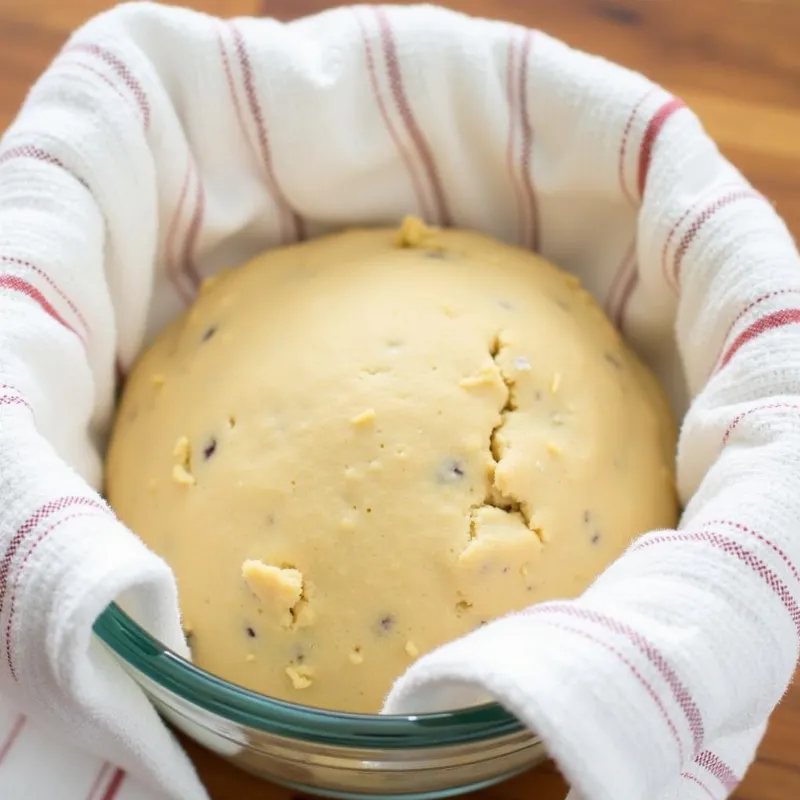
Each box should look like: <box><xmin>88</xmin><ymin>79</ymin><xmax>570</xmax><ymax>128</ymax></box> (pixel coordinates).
<box><xmin>0</xmin><ymin>0</ymin><xmax>799</xmax><ymax>797</ymax></box>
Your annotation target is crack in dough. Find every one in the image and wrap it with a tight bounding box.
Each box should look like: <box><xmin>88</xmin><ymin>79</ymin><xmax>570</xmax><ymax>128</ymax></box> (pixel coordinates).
<box><xmin>465</xmin><ymin>331</ymin><xmax>542</xmax><ymax>544</ymax></box>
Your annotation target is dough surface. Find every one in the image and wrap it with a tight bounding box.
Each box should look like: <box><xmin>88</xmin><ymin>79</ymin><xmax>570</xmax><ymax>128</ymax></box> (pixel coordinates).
<box><xmin>106</xmin><ymin>217</ymin><xmax>678</xmax><ymax>713</ymax></box>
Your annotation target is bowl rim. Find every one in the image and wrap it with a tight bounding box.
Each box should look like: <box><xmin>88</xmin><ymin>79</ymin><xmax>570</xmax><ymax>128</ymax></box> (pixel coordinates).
<box><xmin>94</xmin><ymin>602</ymin><xmax>526</xmax><ymax>748</ymax></box>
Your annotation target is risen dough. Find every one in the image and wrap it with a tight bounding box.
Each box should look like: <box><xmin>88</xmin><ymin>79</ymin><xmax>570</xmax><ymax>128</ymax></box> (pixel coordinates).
<box><xmin>106</xmin><ymin>217</ymin><xmax>678</xmax><ymax>713</ymax></box>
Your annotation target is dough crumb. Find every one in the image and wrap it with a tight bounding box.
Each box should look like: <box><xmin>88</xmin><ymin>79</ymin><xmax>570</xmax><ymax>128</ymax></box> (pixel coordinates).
<box><xmin>350</xmin><ymin>408</ymin><xmax>376</xmax><ymax>426</ymax></box>
<box><xmin>349</xmin><ymin>648</ymin><xmax>364</xmax><ymax>665</ymax></box>
<box><xmin>171</xmin><ymin>436</ymin><xmax>195</xmax><ymax>484</ymax></box>
<box><xmin>546</xmin><ymin>442</ymin><xmax>562</xmax><ymax>456</ymax></box>
<box><xmin>242</xmin><ymin>560</ymin><xmax>304</xmax><ymax>621</ymax></box>
<box><xmin>172</xmin><ymin>435</ymin><xmax>191</xmax><ymax>463</ymax></box>
<box><xmin>395</xmin><ymin>215</ymin><xmax>436</xmax><ymax>248</ymax></box>
<box><xmin>459</xmin><ymin>361</ymin><xmax>504</xmax><ymax>390</ymax></box>
<box><xmin>151</xmin><ymin>374</ymin><xmax>166</xmax><ymax>388</ymax></box>
<box><xmin>172</xmin><ymin>464</ymin><xmax>196</xmax><ymax>486</ymax></box>
<box><xmin>286</xmin><ymin>664</ymin><xmax>314</xmax><ymax>690</ymax></box>
<box><xmin>404</xmin><ymin>640</ymin><xmax>419</xmax><ymax>658</ymax></box>
<box><xmin>246</xmin><ymin>654</ymin><xmax>256</xmax><ymax>663</ymax></box>
<box><xmin>460</xmin><ymin>506</ymin><xmax>543</xmax><ymax>566</ymax></box>
<box><xmin>549</xmin><ymin>373</ymin><xmax>562</xmax><ymax>394</ymax></box>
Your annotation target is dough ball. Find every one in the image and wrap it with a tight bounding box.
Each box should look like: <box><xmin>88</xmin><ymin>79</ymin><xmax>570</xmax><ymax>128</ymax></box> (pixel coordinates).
<box><xmin>106</xmin><ymin>217</ymin><xmax>678</xmax><ymax>713</ymax></box>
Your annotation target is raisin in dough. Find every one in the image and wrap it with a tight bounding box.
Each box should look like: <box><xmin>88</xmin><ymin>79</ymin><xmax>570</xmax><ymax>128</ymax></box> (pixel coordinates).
<box><xmin>106</xmin><ymin>217</ymin><xmax>679</xmax><ymax>713</ymax></box>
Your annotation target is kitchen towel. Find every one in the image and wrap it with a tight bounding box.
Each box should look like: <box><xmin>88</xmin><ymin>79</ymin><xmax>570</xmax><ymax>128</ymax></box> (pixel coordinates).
<box><xmin>1</xmin><ymin>3</ymin><xmax>799</xmax><ymax>799</ymax></box>
<box><xmin>0</xmin><ymin>705</ymin><xmax>144</xmax><ymax>800</ymax></box>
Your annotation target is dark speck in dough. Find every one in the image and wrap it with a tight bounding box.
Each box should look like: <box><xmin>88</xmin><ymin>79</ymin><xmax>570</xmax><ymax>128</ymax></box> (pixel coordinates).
<box><xmin>246</xmin><ymin>626</ymin><xmax>257</xmax><ymax>639</ymax></box>
<box><xmin>378</xmin><ymin>615</ymin><xmax>394</xmax><ymax>633</ymax></box>
<box><xmin>498</xmin><ymin>299</ymin><xmax>514</xmax><ymax>311</ymax></box>
<box><xmin>438</xmin><ymin>459</ymin><xmax>465</xmax><ymax>483</ymax></box>
<box><xmin>584</xmin><ymin>510</ymin><xmax>601</xmax><ymax>544</ymax></box>
<box><xmin>203</xmin><ymin>437</ymin><xmax>217</xmax><ymax>460</ymax></box>
<box><xmin>202</xmin><ymin>326</ymin><xmax>217</xmax><ymax>342</ymax></box>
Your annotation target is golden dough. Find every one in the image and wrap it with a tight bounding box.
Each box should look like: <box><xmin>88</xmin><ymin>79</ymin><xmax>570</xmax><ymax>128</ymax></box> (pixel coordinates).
<box><xmin>106</xmin><ymin>217</ymin><xmax>678</xmax><ymax>713</ymax></box>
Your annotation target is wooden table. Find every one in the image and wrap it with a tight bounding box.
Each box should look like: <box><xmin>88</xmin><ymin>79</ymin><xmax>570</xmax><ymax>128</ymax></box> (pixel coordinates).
<box><xmin>1</xmin><ymin>0</ymin><xmax>799</xmax><ymax>797</ymax></box>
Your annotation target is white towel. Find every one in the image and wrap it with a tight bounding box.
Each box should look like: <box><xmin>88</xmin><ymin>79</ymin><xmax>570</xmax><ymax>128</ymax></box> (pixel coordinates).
<box><xmin>0</xmin><ymin>3</ymin><xmax>798</xmax><ymax>800</ymax></box>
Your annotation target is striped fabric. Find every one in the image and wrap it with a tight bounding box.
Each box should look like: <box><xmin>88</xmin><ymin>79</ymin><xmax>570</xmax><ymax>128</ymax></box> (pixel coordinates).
<box><xmin>1</xmin><ymin>3</ymin><xmax>799</xmax><ymax>799</ymax></box>
<box><xmin>0</xmin><ymin>710</ymin><xmax>136</xmax><ymax>800</ymax></box>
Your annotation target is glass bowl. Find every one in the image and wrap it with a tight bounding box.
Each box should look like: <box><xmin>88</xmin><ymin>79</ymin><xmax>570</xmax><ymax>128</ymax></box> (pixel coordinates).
<box><xmin>94</xmin><ymin>603</ymin><xmax>545</xmax><ymax>799</ymax></box>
